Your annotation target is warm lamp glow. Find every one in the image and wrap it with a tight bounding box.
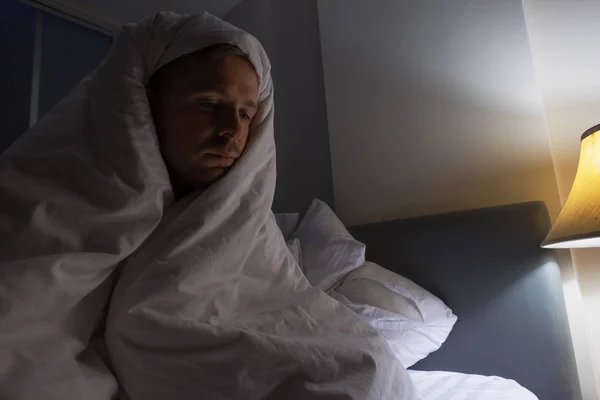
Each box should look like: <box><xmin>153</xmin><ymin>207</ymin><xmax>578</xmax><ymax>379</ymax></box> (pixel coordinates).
<box><xmin>542</xmin><ymin>124</ymin><xmax>600</xmax><ymax>248</ymax></box>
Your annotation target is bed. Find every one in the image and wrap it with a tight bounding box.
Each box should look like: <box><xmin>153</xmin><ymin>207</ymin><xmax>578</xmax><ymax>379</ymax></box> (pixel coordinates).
<box><xmin>347</xmin><ymin>201</ymin><xmax>582</xmax><ymax>400</ymax></box>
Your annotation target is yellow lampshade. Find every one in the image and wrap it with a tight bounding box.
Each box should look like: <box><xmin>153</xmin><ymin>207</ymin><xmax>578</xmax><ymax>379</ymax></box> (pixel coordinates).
<box><xmin>542</xmin><ymin>124</ymin><xmax>600</xmax><ymax>248</ymax></box>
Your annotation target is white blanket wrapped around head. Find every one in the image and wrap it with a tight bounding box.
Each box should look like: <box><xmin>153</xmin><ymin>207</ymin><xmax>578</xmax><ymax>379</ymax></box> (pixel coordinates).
<box><xmin>0</xmin><ymin>12</ymin><xmax>419</xmax><ymax>400</ymax></box>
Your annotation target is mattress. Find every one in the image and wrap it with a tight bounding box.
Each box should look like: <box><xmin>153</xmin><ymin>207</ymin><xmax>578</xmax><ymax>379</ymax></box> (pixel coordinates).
<box><xmin>408</xmin><ymin>370</ymin><xmax>538</xmax><ymax>400</ymax></box>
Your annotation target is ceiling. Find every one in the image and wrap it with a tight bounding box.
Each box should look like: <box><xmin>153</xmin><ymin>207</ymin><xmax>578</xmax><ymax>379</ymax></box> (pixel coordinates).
<box><xmin>27</xmin><ymin>0</ymin><xmax>244</xmax><ymax>33</ymax></box>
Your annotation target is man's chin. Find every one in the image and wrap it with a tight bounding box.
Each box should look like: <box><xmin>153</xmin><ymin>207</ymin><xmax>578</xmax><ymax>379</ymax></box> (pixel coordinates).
<box><xmin>176</xmin><ymin>167</ymin><xmax>228</xmax><ymax>194</ymax></box>
<box><xmin>199</xmin><ymin>166</ymin><xmax>229</xmax><ymax>184</ymax></box>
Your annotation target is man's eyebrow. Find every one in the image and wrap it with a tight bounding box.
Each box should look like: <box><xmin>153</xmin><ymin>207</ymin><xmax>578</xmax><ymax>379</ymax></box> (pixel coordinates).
<box><xmin>244</xmin><ymin>100</ymin><xmax>258</xmax><ymax>110</ymax></box>
<box><xmin>191</xmin><ymin>85</ymin><xmax>226</xmax><ymax>96</ymax></box>
<box><xmin>191</xmin><ymin>85</ymin><xmax>258</xmax><ymax>109</ymax></box>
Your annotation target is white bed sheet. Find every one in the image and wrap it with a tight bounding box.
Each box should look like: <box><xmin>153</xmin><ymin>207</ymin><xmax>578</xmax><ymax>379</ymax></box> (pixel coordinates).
<box><xmin>408</xmin><ymin>370</ymin><xmax>538</xmax><ymax>400</ymax></box>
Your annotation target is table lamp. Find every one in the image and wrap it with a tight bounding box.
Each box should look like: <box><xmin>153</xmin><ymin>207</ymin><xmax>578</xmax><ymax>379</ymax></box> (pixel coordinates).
<box><xmin>542</xmin><ymin>123</ymin><xmax>600</xmax><ymax>248</ymax></box>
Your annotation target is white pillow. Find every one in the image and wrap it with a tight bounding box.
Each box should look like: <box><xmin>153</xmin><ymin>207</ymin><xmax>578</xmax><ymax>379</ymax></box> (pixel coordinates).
<box><xmin>275</xmin><ymin>212</ymin><xmax>300</xmax><ymax>240</ymax></box>
<box><xmin>292</xmin><ymin>199</ymin><xmax>365</xmax><ymax>291</ymax></box>
<box><xmin>331</xmin><ymin>261</ymin><xmax>457</xmax><ymax>368</ymax></box>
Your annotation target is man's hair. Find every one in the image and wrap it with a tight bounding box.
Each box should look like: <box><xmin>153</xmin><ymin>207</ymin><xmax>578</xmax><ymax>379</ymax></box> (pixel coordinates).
<box><xmin>195</xmin><ymin>43</ymin><xmax>248</xmax><ymax>61</ymax></box>
<box><xmin>148</xmin><ymin>44</ymin><xmax>250</xmax><ymax>95</ymax></box>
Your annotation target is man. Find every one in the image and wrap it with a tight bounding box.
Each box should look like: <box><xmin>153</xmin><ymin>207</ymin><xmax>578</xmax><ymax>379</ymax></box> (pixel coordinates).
<box><xmin>0</xmin><ymin>11</ymin><xmax>274</xmax><ymax>398</ymax></box>
<box><xmin>0</xmin><ymin>12</ymin><xmax>418</xmax><ymax>400</ymax></box>
<box><xmin>147</xmin><ymin>43</ymin><xmax>259</xmax><ymax>198</ymax></box>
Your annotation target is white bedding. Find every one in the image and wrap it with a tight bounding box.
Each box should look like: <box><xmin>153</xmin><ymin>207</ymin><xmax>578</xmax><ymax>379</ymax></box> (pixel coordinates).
<box><xmin>0</xmin><ymin>12</ymin><xmax>419</xmax><ymax>400</ymax></box>
<box><xmin>408</xmin><ymin>370</ymin><xmax>538</xmax><ymax>400</ymax></box>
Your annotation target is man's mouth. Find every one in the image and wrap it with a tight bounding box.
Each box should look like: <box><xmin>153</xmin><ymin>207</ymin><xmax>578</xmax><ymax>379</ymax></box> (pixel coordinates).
<box><xmin>206</xmin><ymin>152</ymin><xmax>237</xmax><ymax>167</ymax></box>
<box><xmin>210</xmin><ymin>151</ymin><xmax>238</xmax><ymax>159</ymax></box>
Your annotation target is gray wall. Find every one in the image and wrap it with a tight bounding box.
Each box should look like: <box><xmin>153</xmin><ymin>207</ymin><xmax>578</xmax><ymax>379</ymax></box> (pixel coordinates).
<box><xmin>318</xmin><ymin>0</ymin><xmax>561</xmax><ymax>226</ymax></box>
<box><xmin>0</xmin><ymin>0</ymin><xmax>35</xmax><ymax>153</ymax></box>
<box><xmin>225</xmin><ymin>0</ymin><xmax>334</xmax><ymax>213</ymax></box>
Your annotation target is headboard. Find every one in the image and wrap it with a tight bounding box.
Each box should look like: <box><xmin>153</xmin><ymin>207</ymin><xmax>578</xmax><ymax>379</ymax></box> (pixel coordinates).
<box><xmin>348</xmin><ymin>202</ymin><xmax>581</xmax><ymax>400</ymax></box>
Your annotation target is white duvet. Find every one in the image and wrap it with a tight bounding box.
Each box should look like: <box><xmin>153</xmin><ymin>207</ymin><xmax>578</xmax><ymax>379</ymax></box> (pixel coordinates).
<box><xmin>0</xmin><ymin>12</ymin><xmax>418</xmax><ymax>400</ymax></box>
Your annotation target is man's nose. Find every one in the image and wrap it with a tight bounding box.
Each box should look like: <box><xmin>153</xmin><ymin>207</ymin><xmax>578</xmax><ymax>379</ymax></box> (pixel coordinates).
<box><xmin>216</xmin><ymin>108</ymin><xmax>242</xmax><ymax>140</ymax></box>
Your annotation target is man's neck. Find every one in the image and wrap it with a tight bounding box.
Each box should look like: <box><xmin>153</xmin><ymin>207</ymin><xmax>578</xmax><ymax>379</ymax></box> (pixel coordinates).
<box><xmin>171</xmin><ymin>177</ymin><xmax>206</xmax><ymax>202</ymax></box>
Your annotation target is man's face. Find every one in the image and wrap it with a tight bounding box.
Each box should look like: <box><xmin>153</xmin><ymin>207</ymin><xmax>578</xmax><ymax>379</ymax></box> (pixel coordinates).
<box><xmin>150</xmin><ymin>50</ymin><xmax>259</xmax><ymax>195</ymax></box>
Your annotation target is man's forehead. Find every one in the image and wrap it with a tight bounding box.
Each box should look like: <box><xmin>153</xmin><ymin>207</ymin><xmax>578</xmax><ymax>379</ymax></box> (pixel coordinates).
<box><xmin>183</xmin><ymin>45</ymin><xmax>254</xmax><ymax>71</ymax></box>
<box><xmin>182</xmin><ymin>51</ymin><xmax>255</xmax><ymax>78</ymax></box>
<box><xmin>187</xmin><ymin>57</ymin><xmax>258</xmax><ymax>91</ymax></box>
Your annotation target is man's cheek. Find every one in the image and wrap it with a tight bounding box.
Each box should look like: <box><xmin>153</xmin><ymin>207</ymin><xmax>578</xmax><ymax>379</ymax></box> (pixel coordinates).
<box><xmin>240</xmin><ymin>130</ymin><xmax>250</xmax><ymax>149</ymax></box>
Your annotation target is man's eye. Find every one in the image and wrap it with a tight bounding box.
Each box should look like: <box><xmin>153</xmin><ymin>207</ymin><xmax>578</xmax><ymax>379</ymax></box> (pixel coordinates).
<box><xmin>240</xmin><ymin>111</ymin><xmax>252</xmax><ymax>121</ymax></box>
